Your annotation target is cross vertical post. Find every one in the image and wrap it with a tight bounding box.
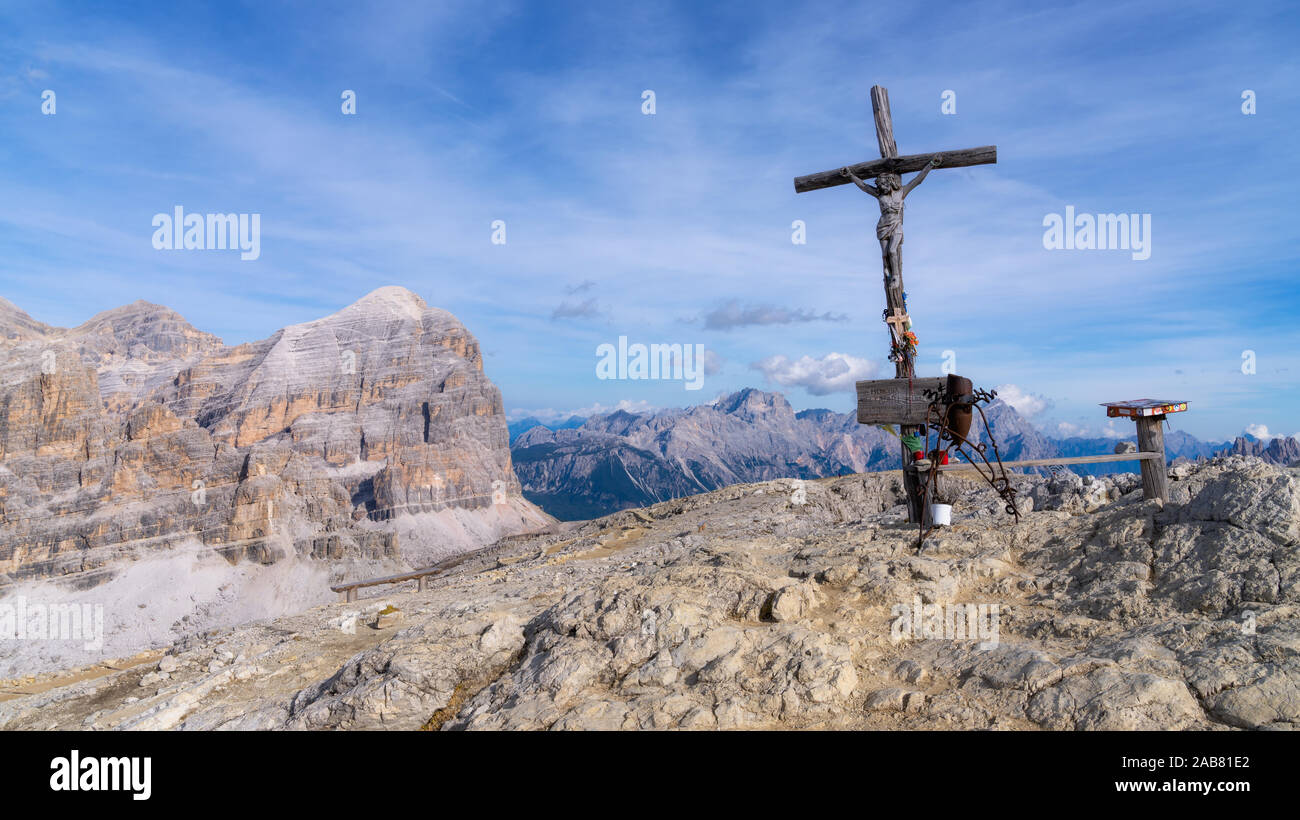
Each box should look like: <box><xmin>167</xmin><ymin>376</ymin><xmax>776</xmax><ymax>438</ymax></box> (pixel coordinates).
<box><xmin>869</xmin><ymin>87</ymin><xmax>927</xmax><ymax>523</ymax></box>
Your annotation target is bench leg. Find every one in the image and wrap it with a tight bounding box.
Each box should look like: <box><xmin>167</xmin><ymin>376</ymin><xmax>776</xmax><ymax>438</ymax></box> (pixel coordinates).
<box><xmin>417</xmin><ymin>576</ymin><xmax>425</xmax><ymax>592</ymax></box>
<box><xmin>346</xmin><ymin>589</ymin><xmax>358</xmax><ymax>603</ymax></box>
<box><xmin>1136</xmin><ymin>415</ymin><xmax>1169</xmax><ymax>502</ymax></box>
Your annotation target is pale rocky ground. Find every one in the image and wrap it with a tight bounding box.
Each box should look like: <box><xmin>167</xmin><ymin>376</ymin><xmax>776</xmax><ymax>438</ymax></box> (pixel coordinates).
<box><xmin>1</xmin><ymin>454</ymin><xmax>1295</xmax><ymax>731</ymax></box>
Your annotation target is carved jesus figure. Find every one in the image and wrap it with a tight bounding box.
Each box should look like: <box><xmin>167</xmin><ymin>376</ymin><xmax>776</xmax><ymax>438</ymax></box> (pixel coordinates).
<box><xmin>840</xmin><ymin>155</ymin><xmax>942</xmax><ymax>288</ymax></box>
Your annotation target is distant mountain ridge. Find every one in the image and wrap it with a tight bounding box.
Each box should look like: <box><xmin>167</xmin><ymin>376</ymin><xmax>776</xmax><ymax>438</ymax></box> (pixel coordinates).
<box><xmin>508</xmin><ymin>414</ymin><xmax>584</xmax><ymax>443</ymax></box>
<box><xmin>1227</xmin><ymin>433</ymin><xmax>1300</xmax><ymax>465</ymax></box>
<box><xmin>511</xmin><ymin>388</ymin><xmax>1275</xmax><ymax>520</ymax></box>
<box><xmin>512</xmin><ymin>388</ymin><xmax>894</xmax><ymax>519</ymax></box>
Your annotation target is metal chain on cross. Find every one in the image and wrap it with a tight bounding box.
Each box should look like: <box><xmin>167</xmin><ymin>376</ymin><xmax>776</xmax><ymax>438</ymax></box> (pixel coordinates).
<box><xmin>912</xmin><ymin>385</ymin><xmax>1021</xmax><ymax>547</ymax></box>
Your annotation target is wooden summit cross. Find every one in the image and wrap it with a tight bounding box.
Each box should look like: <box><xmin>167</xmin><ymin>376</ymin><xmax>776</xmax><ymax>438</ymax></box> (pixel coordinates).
<box><xmin>794</xmin><ymin>85</ymin><xmax>997</xmax><ymax>524</ymax></box>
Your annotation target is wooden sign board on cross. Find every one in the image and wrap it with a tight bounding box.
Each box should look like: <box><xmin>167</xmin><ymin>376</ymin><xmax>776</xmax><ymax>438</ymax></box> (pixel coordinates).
<box><xmin>856</xmin><ymin>377</ymin><xmax>945</xmax><ymax>426</ymax></box>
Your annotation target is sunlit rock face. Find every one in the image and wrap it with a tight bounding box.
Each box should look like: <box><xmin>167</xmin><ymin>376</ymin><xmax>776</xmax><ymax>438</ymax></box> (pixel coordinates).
<box><xmin>0</xmin><ymin>286</ymin><xmax>549</xmax><ymax>587</ymax></box>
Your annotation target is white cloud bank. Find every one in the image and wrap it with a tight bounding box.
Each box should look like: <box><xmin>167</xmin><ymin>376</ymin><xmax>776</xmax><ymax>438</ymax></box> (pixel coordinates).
<box><xmin>750</xmin><ymin>352</ymin><xmax>877</xmax><ymax>396</ymax></box>
<box><xmin>1243</xmin><ymin>424</ymin><xmax>1300</xmax><ymax>442</ymax></box>
<box><xmin>995</xmin><ymin>384</ymin><xmax>1050</xmax><ymax>418</ymax></box>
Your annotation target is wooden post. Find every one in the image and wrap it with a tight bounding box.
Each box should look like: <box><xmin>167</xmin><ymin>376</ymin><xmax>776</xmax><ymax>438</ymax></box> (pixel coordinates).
<box><xmin>869</xmin><ymin>87</ymin><xmax>926</xmax><ymax>524</ymax></box>
<box><xmin>1101</xmin><ymin>401</ymin><xmax>1187</xmax><ymax>504</ymax></box>
<box><xmin>1135</xmin><ymin>415</ymin><xmax>1169</xmax><ymax>501</ymax></box>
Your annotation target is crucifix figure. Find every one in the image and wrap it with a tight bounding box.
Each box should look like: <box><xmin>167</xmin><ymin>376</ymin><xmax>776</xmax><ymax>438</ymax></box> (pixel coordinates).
<box><xmin>793</xmin><ymin>85</ymin><xmax>997</xmax><ymax>524</ymax></box>
<box><xmin>841</xmin><ymin>156</ymin><xmax>941</xmax><ymax>290</ymax></box>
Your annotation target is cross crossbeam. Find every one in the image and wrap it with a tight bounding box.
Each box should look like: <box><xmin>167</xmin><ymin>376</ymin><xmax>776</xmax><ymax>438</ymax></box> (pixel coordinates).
<box><xmin>793</xmin><ymin>145</ymin><xmax>997</xmax><ymax>193</ymax></box>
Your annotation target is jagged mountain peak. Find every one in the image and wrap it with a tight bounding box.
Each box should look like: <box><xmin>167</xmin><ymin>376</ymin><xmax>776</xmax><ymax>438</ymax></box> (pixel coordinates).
<box><xmin>70</xmin><ymin>299</ymin><xmax>223</xmax><ymax>360</ymax></box>
<box><xmin>273</xmin><ymin>287</ymin><xmax>466</xmax><ymax>345</ymax></box>
<box><xmin>0</xmin><ymin>296</ymin><xmax>52</xmax><ymax>342</ymax></box>
<box><xmin>238</xmin><ymin>287</ymin><xmax>473</xmax><ymax>401</ymax></box>
<box><xmin>1230</xmin><ymin>434</ymin><xmax>1300</xmax><ymax>464</ymax></box>
<box><xmin>715</xmin><ymin>387</ymin><xmax>793</xmax><ymax>419</ymax></box>
<box><xmin>0</xmin><ymin>295</ymin><xmax>35</xmax><ymax>319</ymax></box>
<box><xmin>578</xmin><ymin>409</ymin><xmax>648</xmax><ymax>438</ymax></box>
<box><xmin>76</xmin><ymin>298</ymin><xmax>188</xmax><ymax>324</ymax></box>
<box><xmin>344</xmin><ymin>286</ymin><xmax>430</xmax><ymax>319</ymax></box>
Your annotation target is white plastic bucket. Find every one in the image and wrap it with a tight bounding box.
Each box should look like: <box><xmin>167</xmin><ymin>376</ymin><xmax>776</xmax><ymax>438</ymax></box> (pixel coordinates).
<box><xmin>929</xmin><ymin>503</ymin><xmax>953</xmax><ymax>526</ymax></box>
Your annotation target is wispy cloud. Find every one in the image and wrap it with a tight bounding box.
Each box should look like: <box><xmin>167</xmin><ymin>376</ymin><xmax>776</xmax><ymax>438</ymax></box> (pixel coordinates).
<box><xmin>697</xmin><ymin>300</ymin><xmax>849</xmax><ymax>331</ymax></box>
<box><xmin>551</xmin><ymin>297</ymin><xmax>602</xmax><ymax>320</ymax></box>
<box><xmin>1241</xmin><ymin>424</ymin><xmax>1298</xmax><ymax>442</ymax></box>
<box><xmin>995</xmin><ymin>384</ymin><xmax>1051</xmax><ymax>418</ymax></box>
<box><xmin>507</xmin><ymin>398</ymin><xmax>656</xmax><ymax>422</ymax></box>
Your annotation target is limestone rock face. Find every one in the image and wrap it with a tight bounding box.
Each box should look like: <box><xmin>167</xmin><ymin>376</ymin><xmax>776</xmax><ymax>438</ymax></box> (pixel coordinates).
<box><xmin>0</xmin><ymin>287</ymin><xmax>548</xmax><ymax>590</ymax></box>
<box><xmin>71</xmin><ymin>300</ymin><xmax>225</xmax><ymax>410</ymax></box>
<box><xmin>0</xmin><ymin>296</ymin><xmax>55</xmax><ymax>342</ymax></box>
<box><xmin>6</xmin><ymin>457</ymin><xmax>1295</xmax><ymax>731</ymax></box>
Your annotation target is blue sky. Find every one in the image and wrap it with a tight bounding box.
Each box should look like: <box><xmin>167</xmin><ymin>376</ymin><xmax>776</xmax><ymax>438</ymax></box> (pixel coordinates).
<box><xmin>1</xmin><ymin>0</ymin><xmax>1296</xmax><ymax>442</ymax></box>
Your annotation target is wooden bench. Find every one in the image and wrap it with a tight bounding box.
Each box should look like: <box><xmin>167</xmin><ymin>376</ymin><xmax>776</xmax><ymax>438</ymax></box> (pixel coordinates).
<box><xmin>330</xmin><ymin>566</ymin><xmax>445</xmax><ymax>603</ymax></box>
<box><xmin>914</xmin><ymin>451</ymin><xmax>1162</xmax><ymax>471</ymax></box>
<box><xmin>912</xmin><ymin>399</ymin><xmax>1187</xmax><ymax>503</ymax></box>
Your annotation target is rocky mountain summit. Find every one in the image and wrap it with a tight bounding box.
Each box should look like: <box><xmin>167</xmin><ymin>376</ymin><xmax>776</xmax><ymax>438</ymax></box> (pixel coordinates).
<box><xmin>4</xmin><ymin>455</ymin><xmax>1294</xmax><ymax>731</ymax></box>
<box><xmin>1228</xmin><ymin>434</ymin><xmax>1300</xmax><ymax>467</ymax></box>
<box><xmin>0</xmin><ymin>287</ymin><xmax>548</xmax><ymax>673</ymax></box>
